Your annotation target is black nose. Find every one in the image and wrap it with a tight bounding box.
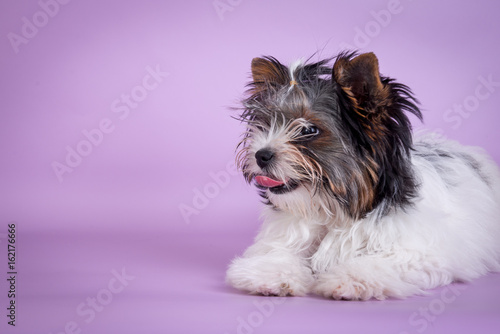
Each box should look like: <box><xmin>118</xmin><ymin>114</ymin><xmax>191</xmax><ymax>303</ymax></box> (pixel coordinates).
<box><xmin>255</xmin><ymin>149</ymin><xmax>274</xmax><ymax>169</ymax></box>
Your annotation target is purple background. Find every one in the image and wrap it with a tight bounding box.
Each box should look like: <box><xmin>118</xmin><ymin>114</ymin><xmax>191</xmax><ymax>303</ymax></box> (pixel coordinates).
<box><xmin>1</xmin><ymin>0</ymin><xmax>500</xmax><ymax>333</ymax></box>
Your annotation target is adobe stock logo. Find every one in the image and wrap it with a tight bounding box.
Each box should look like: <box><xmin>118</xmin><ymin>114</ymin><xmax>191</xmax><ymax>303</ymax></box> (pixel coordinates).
<box><xmin>51</xmin><ymin>64</ymin><xmax>169</xmax><ymax>183</ymax></box>
<box><xmin>224</xmin><ymin>297</ymin><xmax>287</xmax><ymax>334</ymax></box>
<box><xmin>442</xmin><ymin>74</ymin><xmax>500</xmax><ymax>130</ymax></box>
<box><xmin>7</xmin><ymin>0</ymin><xmax>73</xmax><ymax>54</ymax></box>
<box><xmin>179</xmin><ymin>161</ymin><xmax>239</xmax><ymax>224</ymax></box>
<box><xmin>399</xmin><ymin>284</ymin><xmax>466</xmax><ymax>334</ymax></box>
<box><xmin>212</xmin><ymin>0</ymin><xmax>244</xmax><ymax>21</ymax></box>
<box><xmin>339</xmin><ymin>0</ymin><xmax>409</xmax><ymax>50</ymax></box>
<box><xmin>48</xmin><ymin>267</ymin><xmax>135</xmax><ymax>334</ymax></box>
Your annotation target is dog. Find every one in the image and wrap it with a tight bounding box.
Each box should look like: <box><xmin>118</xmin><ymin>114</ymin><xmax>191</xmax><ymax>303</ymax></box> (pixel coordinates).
<box><xmin>225</xmin><ymin>51</ymin><xmax>500</xmax><ymax>300</ymax></box>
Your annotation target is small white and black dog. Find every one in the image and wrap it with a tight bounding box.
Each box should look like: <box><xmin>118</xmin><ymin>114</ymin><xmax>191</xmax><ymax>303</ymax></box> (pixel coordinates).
<box><xmin>226</xmin><ymin>51</ymin><xmax>500</xmax><ymax>300</ymax></box>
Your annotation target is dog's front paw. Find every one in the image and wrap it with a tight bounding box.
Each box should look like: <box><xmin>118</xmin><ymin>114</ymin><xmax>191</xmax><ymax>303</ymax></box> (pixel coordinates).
<box><xmin>226</xmin><ymin>256</ymin><xmax>312</xmax><ymax>296</ymax></box>
<box><xmin>255</xmin><ymin>281</ymin><xmax>295</xmax><ymax>297</ymax></box>
<box><xmin>313</xmin><ymin>272</ymin><xmax>386</xmax><ymax>301</ymax></box>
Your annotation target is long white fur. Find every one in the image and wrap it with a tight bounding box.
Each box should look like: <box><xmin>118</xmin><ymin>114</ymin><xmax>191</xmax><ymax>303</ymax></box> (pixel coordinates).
<box><xmin>289</xmin><ymin>59</ymin><xmax>303</xmax><ymax>82</ymax></box>
<box><xmin>287</xmin><ymin>59</ymin><xmax>303</xmax><ymax>91</ymax></box>
<box><xmin>226</xmin><ymin>133</ymin><xmax>500</xmax><ymax>300</ymax></box>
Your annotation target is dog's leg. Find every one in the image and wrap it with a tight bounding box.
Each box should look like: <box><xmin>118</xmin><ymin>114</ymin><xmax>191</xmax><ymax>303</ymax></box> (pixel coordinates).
<box><xmin>226</xmin><ymin>250</ymin><xmax>312</xmax><ymax>296</ymax></box>
<box><xmin>226</xmin><ymin>209</ymin><xmax>321</xmax><ymax>296</ymax></box>
<box><xmin>313</xmin><ymin>255</ymin><xmax>432</xmax><ymax>300</ymax></box>
<box><xmin>309</xmin><ymin>227</ymin><xmax>458</xmax><ymax>300</ymax></box>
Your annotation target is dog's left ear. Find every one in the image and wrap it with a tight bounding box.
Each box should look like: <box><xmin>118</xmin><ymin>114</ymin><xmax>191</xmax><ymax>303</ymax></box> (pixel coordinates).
<box><xmin>250</xmin><ymin>57</ymin><xmax>289</xmax><ymax>94</ymax></box>
<box><xmin>333</xmin><ymin>52</ymin><xmax>389</xmax><ymax>112</ymax></box>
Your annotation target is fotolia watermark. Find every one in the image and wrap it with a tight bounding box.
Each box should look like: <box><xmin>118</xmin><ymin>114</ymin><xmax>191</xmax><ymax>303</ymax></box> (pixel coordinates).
<box><xmin>48</xmin><ymin>267</ymin><xmax>135</xmax><ymax>334</ymax></box>
<box><xmin>7</xmin><ymin>0</ymin><xmax>73</xmax><ymax>54</ymax></box>
<box><xmin>223</xmin><ymin>297</ymin><xmax>287</xmax><ymax>334</ymax></box>
<box><xmin>339</xmin><ymin>0</ymin><xmax>411</xmax><ymax>50</ymax></box>
<box><xmin>213</xmin><ymin>0</ymin><xmax>244</xmax><ymax>21</ymax></box>
<box><xmin>51</xmin><ymin>64</ymin><xmax>169</xmax><ymax>183</ymax></box>
<box><xmin>179</xmin><ymin>161</ymin><xmax>239</xmax><ymax>224</ymax></box>
<box><xmin>399</xmin><ymin>284</ymin><xmax>467</xmax><ymax>334</ymax></box>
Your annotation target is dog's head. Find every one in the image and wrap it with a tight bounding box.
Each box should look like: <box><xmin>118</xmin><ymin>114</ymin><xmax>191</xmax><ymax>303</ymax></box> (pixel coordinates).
<box><xmin>236</xmin><ymin>52</ymin><xmax>422</xmax><ymax>220</ymax></box>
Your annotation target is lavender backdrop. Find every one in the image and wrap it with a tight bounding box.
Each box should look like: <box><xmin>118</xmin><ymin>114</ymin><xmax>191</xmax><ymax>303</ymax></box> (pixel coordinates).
<box><xmin>1</xmin><ymin>1</ymin><xmax>499</xmax><ymax>333</ymax></box>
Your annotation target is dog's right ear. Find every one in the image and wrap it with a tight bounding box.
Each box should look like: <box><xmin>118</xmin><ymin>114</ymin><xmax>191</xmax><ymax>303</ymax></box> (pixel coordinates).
<box><xmin>250</xmin><ymin>57</ymin><xmax>290</xmax><ymax>92</ymax></box>
<box><xmin>333</xmin><ymin>52</ymin><xmax>388</xmax><ymax>112</ymax></box>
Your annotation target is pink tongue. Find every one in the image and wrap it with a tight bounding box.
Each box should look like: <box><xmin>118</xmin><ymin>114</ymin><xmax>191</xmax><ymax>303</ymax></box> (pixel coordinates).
<box><xmin>255</xmin><ymin>176</ymin><xmax>285</xmax><ymax>188</ymax></box>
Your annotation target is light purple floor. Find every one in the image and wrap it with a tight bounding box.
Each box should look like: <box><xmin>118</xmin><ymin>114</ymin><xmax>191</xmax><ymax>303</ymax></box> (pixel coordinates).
<box><xmin>1</xmin><ymin>1</ymin><xmax>500</xmax><ymax>333</ymax></box>
<box><xmin>1</xmin><ymin>218</ymin><xmax>500</xmax><ymax>334</ymax></box>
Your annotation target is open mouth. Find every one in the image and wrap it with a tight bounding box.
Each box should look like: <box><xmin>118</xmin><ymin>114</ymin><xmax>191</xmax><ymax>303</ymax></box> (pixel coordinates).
<box><xmin>254</xmin><ymin>176</ymin><xmax>299</xmax><ymax>194</ymax></box>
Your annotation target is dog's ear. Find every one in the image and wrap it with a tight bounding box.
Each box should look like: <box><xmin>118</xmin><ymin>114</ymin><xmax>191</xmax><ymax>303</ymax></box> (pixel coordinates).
<box><xmin>333</xmin><ymin>52</ymin><xmax>389</xmax><ymax>112</ymax></box>
<box><xmin>250</xmin><ymin>57</ymin><xmax>290</xmax><ymax>91</ymax></box>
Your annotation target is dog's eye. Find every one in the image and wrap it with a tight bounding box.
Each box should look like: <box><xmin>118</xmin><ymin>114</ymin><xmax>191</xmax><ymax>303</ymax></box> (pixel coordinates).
<box><xmin>297</xmin><ymin>125</ymin><xmax>320</xmax><ymax>140</ymax></box>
